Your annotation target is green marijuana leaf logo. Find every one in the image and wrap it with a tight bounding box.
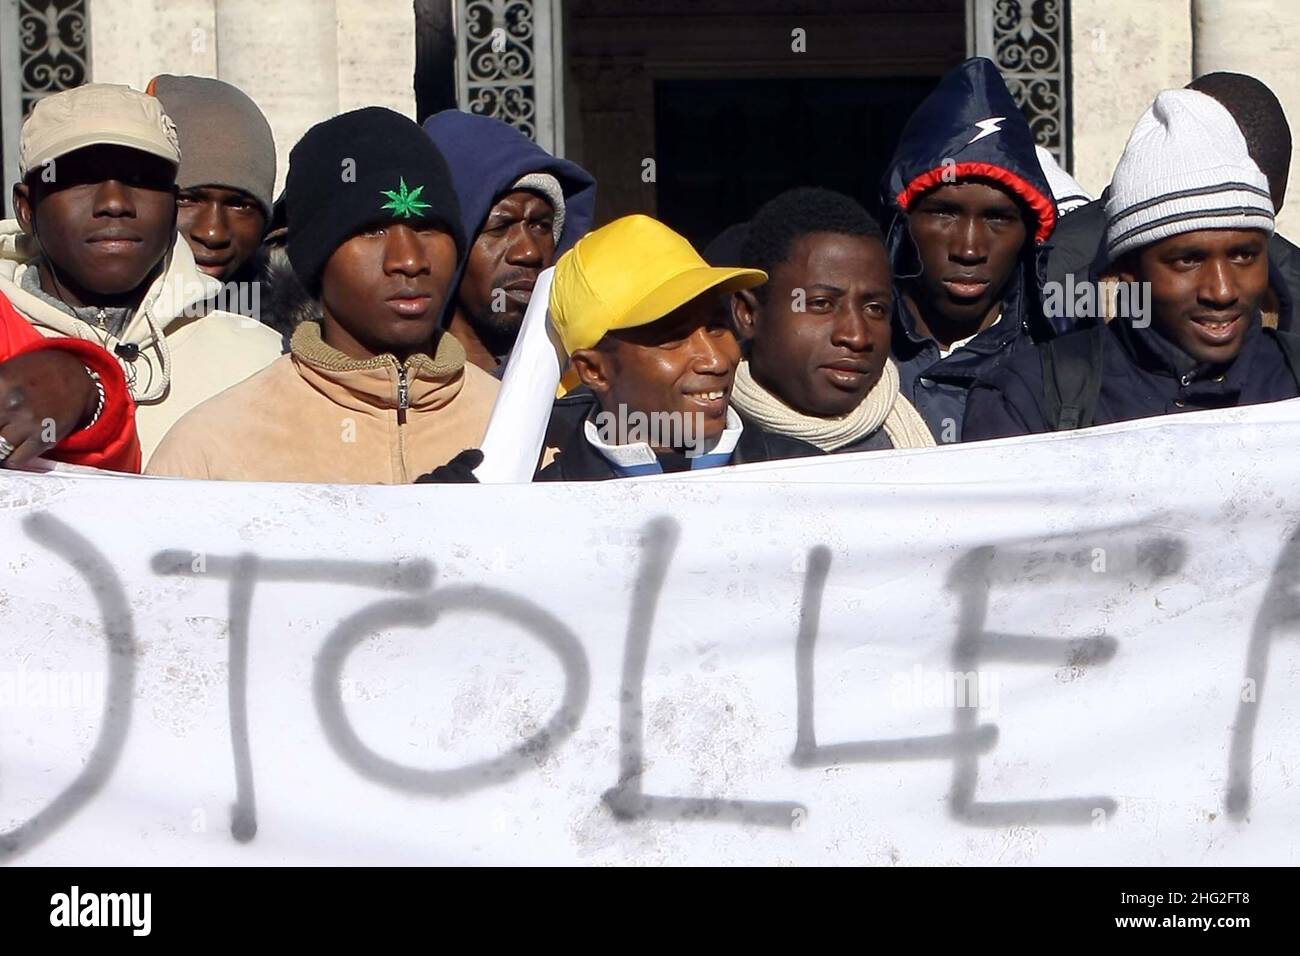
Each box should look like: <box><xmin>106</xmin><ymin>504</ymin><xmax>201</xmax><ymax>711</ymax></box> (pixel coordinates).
<box><xmin>379</xmin><ymin>177</ymin><xmax>432</xmax><ymax>218</ymax></box>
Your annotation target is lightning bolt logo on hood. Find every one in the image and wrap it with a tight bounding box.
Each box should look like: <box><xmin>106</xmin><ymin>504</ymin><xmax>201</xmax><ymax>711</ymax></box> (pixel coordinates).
<box><xmin>968</xmin><ymin>117</ymin><xmax>1006</xmax><ymax>144</ymax></box>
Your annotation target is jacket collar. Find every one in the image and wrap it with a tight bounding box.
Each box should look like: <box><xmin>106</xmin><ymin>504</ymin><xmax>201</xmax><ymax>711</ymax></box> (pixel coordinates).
<box><xmin>289</xmin><ymin>320</ymin><xmax>467</xmax><ymax>414</ymax></box>
<box><xmin>1110</xmin><ymin>312</ymin><xmax>1264</xmax><ymax>396</ymax></box>
<box><xmin>19</xmin><ymin>262</ymin><xmax>133</xmax><ymax>335</ymax></box>
<box><xmin>580</xmin><ymin>404</ymin><xmax>744</xmax><ymax>476</ymax></box>
<box><xmin>892</xmin><ymin>274</ymin><xmax>1030</xmax><ymax>369</ymax></box>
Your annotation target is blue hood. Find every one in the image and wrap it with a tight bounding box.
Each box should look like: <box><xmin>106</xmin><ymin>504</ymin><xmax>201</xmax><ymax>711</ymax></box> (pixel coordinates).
<box><xmin>882</xmin><ymin>57</ymin><xmax>1056</xmax><ymax>241</ymax></box>
<box><xmin>882</xmin><ymin>57</ymin><xmax>1063</xmax><ymax>341</ymax></box>
<box><xmin>422</xmin><ymin>109</ymin><xmax>596</xmax><ymax>257</ymax></box>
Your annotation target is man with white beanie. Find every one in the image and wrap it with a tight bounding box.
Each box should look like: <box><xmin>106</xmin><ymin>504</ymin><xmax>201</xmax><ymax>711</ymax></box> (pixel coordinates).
<box><xmin>964</xmin><ymin>88</ymin><xmax>1300</xmax><ymax>438</ymax></box>
<box><xmin>1044</xmin><ymin>71</ymin><xmax>1300</xmax><ymax>332</ymax></box>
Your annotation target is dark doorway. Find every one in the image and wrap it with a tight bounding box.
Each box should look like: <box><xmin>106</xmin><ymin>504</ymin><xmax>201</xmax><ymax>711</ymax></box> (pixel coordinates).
<box><xmin>654</xmin><ymin>76</ymin><xmax>939</xmax><ymax>250</ymax></box>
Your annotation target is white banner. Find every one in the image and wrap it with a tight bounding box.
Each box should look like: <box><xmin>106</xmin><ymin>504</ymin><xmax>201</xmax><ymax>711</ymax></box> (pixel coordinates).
<box><xmin>3</xmin><ymin>401</ymin><xmax>1300</xmax><ymax>865</ymax></box>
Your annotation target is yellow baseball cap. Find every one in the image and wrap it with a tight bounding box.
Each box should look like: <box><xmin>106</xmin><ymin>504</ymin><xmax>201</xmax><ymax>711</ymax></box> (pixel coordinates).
<box><xmin>549</xmin><ymin>214</ymin><xmax>766</xmax><ymax>355</ymax></box>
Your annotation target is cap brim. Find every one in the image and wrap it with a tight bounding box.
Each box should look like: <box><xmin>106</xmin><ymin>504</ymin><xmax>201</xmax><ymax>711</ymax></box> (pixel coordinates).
<box><xmin>611</xmin><ymin>266</ymin><xmax>767</xmax><ymax>336</ymax></box>
<box><xmin>28</xmin><ymin>131</ymin><xmax>179</xmax><ymax>174</ymax></box>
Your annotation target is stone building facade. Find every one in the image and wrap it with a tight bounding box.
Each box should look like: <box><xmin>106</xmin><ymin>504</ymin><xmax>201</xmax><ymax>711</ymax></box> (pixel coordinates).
<box><xmin>0</xmin><ymin>1</ymin><xmax>1294</xmax><ymax>237</ymax></box>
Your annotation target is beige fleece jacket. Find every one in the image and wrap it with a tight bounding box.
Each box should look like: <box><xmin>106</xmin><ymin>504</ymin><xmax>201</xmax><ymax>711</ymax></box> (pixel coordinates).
<box><xmin>0</xmin><ymin>219</ymin><xmax>282</xmax><ymax>463</ymax></box>
<box><xmin>146</xmin><ymin>321</ymin><xmax>500</xmax><ymax>484</ymax></box>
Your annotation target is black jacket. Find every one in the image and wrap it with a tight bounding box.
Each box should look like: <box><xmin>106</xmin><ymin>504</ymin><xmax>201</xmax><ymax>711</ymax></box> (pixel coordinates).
<box><xmin>1044</xmin><ymin>194</ymin><xmax>1300</xmax><ymax>333</ymax></box>
<box><xmin>881</xmin><ymin>57</ymin><xmax>1062</xmax><ymax>441</ymax></box>
<box><xmin>535</xmin><ymin>388</ymin><xmax>822</xmax><ymax>481</ymax></box>
<box><xmin>1043</xmin><ymin>195</ymin><xmax>1106</xmax><ymax>297</ymax></box>
<box><xmin>833</xmin><ymin>429</ymin><xmax>894</xmax><ymax>454</ymax></box>
<box><xmin>963</xmin><ymin>316</ymin><xmax>1300</xmax><ymax>439</ymax></box>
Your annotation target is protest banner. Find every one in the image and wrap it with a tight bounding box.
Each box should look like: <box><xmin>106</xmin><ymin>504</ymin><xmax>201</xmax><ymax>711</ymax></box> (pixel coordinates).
<box><xmin>2</xmin><ymin>401</ymin><xmax>1299</xmax><ymax>865</ymax></box>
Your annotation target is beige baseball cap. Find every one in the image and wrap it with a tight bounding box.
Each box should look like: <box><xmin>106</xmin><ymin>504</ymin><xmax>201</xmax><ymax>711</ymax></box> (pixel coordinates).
<box><xmin>18</xmin><ymin>83</ymin><xmax>181</xmax><ymax>180</ymax></box>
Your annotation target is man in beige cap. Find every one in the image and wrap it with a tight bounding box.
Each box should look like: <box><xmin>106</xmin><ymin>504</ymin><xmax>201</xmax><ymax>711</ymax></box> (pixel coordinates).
<box><xmin>1</xmin><ymin>83</ymin><xmax>281</xmax><ymax>463</ymax></box>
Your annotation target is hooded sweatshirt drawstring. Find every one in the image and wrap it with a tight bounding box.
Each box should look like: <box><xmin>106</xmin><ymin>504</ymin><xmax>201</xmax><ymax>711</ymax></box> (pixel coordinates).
<box><xmin>136</xmin><ymin>301</ymin><xmax>173</xmax><ymax>403</ymax></box>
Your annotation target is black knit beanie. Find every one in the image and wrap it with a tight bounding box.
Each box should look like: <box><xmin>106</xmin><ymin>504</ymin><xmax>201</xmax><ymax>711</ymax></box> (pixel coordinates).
<box><xmin>285</xmin><ymin>107</ymin><xmax>466</xmax><ymax>293</ymax></box>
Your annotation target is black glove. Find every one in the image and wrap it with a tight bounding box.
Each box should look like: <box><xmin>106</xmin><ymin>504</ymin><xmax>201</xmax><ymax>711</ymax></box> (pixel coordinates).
<box><xmin>414</xmin><ymin>448</ymin><xmax>484</xmax><ymax>484</ymax></box>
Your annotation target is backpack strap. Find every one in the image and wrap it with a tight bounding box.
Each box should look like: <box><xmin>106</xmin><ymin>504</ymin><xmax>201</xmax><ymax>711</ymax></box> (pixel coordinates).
<box><xmin>1040</xmin><ymin>323</ymin><xmax>1106</xmax><ymax>431</ymax></box>
<box><xmin>1270</xmin><ymin>328</ymin><xmax>1300</xmax><ymax>391</ymax></box>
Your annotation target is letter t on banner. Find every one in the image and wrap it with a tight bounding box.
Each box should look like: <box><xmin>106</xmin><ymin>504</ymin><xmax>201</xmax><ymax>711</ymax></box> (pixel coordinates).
<box><xmin>474</xmin><ymin>267</ymin><xmax>564</xmax><ymax>483</ymax></box>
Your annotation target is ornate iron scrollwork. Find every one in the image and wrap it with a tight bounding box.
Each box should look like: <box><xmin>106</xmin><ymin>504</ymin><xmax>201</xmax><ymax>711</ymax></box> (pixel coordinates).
<box><xmin>460</xmin><ymin>0</ymin><xmax>540</xmax><ymax>141</ymax></box>
<box><xmin>975</xmin><ymin>0</ymin><xmax>1071</xmax><ymax>168</ymax></box>
<box><xmin>18</xmin><ymin>0</ymin><xmax>89</xmax><ymax>117</ymax></box>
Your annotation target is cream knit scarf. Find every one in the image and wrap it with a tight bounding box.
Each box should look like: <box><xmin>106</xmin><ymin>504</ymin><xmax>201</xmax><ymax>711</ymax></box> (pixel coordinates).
<box><xmin>731</xmin><ymin>359</ymin><xmax>936</xmax><ymax>451</ymax></box>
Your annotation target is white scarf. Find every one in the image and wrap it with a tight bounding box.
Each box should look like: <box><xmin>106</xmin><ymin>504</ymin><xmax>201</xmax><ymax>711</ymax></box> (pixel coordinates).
<box><xmin>731</xmin><ymin>359</ymin><xmax>935</xmax><ymax>452</ymax></box>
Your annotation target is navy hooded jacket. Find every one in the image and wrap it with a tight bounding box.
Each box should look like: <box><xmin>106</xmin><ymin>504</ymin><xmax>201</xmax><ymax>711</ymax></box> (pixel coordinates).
<box><xmin>963</xmin><ymin>314</ymin><xmax>1300</xmax><ymax>440</ymax></box>
<box><xmin>881</xmin><ymin>57</ymin><xmax>1060</xmax><ymax>441</ymax></box>
<box><xmin>423</xmin><ymin>109</ymin><xmax>596</xmax><ymax>257</ymax></box>
<box><xmin>422</xmin><ymin>109</ymin><xmax>597</xmax><ymax>335</ymax></box>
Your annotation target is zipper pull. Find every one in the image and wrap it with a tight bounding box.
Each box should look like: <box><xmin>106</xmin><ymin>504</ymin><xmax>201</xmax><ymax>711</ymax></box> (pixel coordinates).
<box><xmin>397</xmin><ymin>366</ymin><xmax>409</xmax><ymax>425</ymax></box>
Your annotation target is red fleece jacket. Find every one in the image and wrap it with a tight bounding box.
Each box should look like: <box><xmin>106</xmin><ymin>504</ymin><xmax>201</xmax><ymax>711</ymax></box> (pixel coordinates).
<box><xmin>0</xmin><ymin>291</ymin><xmax>141</xmax><ymax>473</ymax></box>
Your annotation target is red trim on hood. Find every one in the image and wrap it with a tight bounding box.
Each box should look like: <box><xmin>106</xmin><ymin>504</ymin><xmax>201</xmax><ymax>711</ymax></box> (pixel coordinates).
<box><xmin>896</xmin><ymin>161</ymin><xmax>1057</xmax><ymax>244</ymax></box>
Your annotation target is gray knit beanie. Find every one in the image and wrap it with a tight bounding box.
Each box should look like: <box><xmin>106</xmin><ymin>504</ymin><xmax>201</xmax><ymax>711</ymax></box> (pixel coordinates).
<box><xmin>148</xmin><ymin>74</ymin><xmax>277</xmax><ymax>222</ymax></box>
<box><xmin>512</xmin><ymin>171</ymin><xmax>566</xmax><ymax>244</ymax></box>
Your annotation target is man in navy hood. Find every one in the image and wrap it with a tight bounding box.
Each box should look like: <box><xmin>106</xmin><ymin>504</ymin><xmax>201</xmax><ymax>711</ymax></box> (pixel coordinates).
<box><xmin>882</xmin><ymin>57</ymin><xmax>1060</xmax><ymax>442</ymax></box>
<box><xmin>423</xmin><ymin>110</ymin><xmax>596</xmax><ymax>372</ymax></box>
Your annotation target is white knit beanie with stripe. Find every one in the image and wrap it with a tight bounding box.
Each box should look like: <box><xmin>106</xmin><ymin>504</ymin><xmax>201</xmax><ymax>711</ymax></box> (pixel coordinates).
<box><xmin>1104</xmin><ymin>89</ymin><xmax>1274</xmax><ymax>263</ymax></box>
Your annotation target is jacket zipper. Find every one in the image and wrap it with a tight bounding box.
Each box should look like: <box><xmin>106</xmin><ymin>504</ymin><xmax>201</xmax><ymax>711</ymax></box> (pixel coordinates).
<box><xmin>397</xmin><ymin>366</ymin><xmax>409</xmax><ymax>425</ymax></box>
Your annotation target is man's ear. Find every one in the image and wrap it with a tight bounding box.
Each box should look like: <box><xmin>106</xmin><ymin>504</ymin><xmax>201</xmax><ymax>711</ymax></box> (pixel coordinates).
<box><xmin>13</xmin><ymin>183</ymin><xmax>35</xmax><ymax>239</ymax></box>
<box><xmin>570</xmin><ymin>346</ymin><xmax>613</xmax><ymax>397</ymax></box>
<box><xmin>733</xmin><ymin>289</ymin><xmax>760</xmax><ymax>342</ymax></box>
<box><xmin>1111</xmin><ymin>252</ymin><xmax>1138</xmax><ymax>285</ymax></box>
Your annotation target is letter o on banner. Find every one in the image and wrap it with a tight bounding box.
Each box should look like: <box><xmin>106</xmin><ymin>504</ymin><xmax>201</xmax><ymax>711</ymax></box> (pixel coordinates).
<box><xmin>313</xmin><ymin>586</ymin><xmax>590</xmax><ymax>796</ymax></box>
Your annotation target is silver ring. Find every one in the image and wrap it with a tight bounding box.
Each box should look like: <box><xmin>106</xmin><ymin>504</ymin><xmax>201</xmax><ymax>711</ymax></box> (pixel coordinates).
<box><xmin>0</xmin><ymin>435</ymin><xmax>14</xmax><ymax>462</ymax></box>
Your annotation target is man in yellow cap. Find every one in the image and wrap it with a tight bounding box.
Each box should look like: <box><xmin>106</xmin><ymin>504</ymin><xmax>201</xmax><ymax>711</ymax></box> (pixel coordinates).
<box><xmin>536</xmin><ymin>214</ymin><xmax>819</xmax><ymax>480</ymax></box>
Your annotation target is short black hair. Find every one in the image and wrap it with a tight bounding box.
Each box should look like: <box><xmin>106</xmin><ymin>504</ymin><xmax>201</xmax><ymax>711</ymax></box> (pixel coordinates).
<box><xmin>1188</xmin><ymin>72</ymin><xmax>1292</xmax><ymax>209</ymax></box>
<box><xmin>742</xmin><ymin>187</ymin><xmax>883</xmax><ymax>301</ymax></box>
<box><xmin>700</xmin><ymin>222</ymin><xmax>749</xmax><ymax>267</ymax></box>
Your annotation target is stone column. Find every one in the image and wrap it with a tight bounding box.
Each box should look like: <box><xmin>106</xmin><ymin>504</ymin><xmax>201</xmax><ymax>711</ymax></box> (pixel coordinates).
<box><xmin>1068</xmin><ymin>0</ymin><xmax>1192</xmax><ymax>197</ymax></box>
<box><xmin>1193</xmin><ymin>0</ymin><xmax>1300</xmax><ymax>238</ymax></box>
<box><xmin>214</xmin><ymin>0</ymin><xmax>341</xmax><ymax>197</ymax></box>
<box><xmin>336</xmin><ymin>0</ymin><xmax>416</xmax><ymax>116</ymax></box>
<box><xmin>87</xmin><ymin>0</ymin><xmax>217</xmax><ymax>87</ymax></box>
<box><xmin>90</xmin><ymin>0</ymin><xmax>416</xmax><ymax>197</ymax></box>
